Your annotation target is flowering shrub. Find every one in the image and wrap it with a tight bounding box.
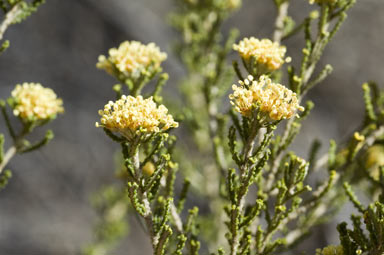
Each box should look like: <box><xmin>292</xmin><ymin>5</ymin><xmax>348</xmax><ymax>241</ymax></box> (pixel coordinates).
<box><xmin>3</xmin><ymin>1</ymin><xmax>384</xmax><ymax>255</ymax></box>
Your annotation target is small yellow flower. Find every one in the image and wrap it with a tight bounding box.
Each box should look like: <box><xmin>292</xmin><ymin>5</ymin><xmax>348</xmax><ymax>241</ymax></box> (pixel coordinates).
<box><xmin>11</xmin><ymin>83</ymin><xmax>64</xmax><ymax>122</ymax></box>
<box><xmin>229</xmin><ymin>75</ymin><xmax>304</xmax><ymax>121</ymax></box>
<box><xmin>233</xmin><ymin>37</ymin><xmax>287</xmax><ymax>72</ymax></box>
<box><xmin>96</xmin><ymin>95</ymin><xmax>178</xmax><ymax>140</ymax></box>
<box><xmin>97</xmin><ymin>41</ymin><xmax>167</xmax><ymax>79</ymax></box>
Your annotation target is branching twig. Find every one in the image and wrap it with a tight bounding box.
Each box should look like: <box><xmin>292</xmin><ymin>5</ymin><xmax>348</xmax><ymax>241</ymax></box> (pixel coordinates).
<box><xmin>273</xmin><ymin>1</ymin><xmax>289</xmax><ymax>43</ymax></box>
<box><xmin>0</xmin><ymin>145</ymin><xmax>16</xmax><ymax>174</ymax></box>
<box><xmin>314</xmin><ymin>126</ymin><xmax>384</xmax><ymax>172</ymax></box>
<box><xmin>0</xmin><ymin>3</ymin><xmax>22</xmax><ymax>41</ymax></box>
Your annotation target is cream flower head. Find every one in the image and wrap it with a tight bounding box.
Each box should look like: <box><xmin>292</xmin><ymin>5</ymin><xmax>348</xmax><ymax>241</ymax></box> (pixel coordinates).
<box><xmin>96</xmin><ymin>95</ymin><xmax>178</xmax><ymax>140</ymax></box>
<box><xmin>229</xmin><ymin>75</ymin><xmax>304</xmax><ymax>121</ymax></box>
<box><xmin>11</xmin><ymin>83</ymin><xmax>64</xmax><ymax>122</ymax></box>
<box><xmin>233</xmin><ymin>37</ymin><xmax>287</xmax><ymax>73</ymax></box>
<box><xmin>96</xmin><ymin>41</ymin><xmax>167</xmax><ymax>79</ymax></box>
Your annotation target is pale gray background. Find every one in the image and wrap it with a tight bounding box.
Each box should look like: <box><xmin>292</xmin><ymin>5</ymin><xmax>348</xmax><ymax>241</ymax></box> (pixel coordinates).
<box><xmin>0</xmin><ymin>0</ymin><xmax>383</xmax><ymax>254</ymax></box>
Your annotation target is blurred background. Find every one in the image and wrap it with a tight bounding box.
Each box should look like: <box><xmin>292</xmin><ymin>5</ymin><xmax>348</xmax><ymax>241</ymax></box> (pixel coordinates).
<box><xmin>0</xmin><ymin>0</ymin><xmax>383</xmax><ymax>254</ymax></box>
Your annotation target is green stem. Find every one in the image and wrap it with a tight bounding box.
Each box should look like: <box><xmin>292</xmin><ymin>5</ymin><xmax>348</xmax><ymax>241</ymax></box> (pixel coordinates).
<box><xmin>207</xmin><ymin>98</ymin><xmax>228</xmax><ymax>174</ymax></box>
<box><xmin>0</xmin><ymin>122</ymin><xmax>36</xmax><ymax>174</ymax></box>
<box><xmin>130</xmin><ymin>148</ymin><xmax>159</xmax><ymax>253</ymax></box>
<box><xmin>230</xmin><ymin>120</ymin><xmax>260</xmax><ymax>255</ymax></box>
<box><xmin>241</xmin><ymin>120</ymin><xmax>260</xmax><ymax>167</ymax></box>
<box><xmin>282</xmin><ymin>20</ymin><xmax>306</xmax><ymax>41</ymax></box>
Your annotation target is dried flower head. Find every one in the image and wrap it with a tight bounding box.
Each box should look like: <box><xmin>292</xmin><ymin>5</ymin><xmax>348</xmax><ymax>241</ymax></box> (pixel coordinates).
<box><xmin>11</xmin><ymin>83</ymin><xmax>64</xmax><ymax>122</ymax></box>
<box><xmin>229</xmin><ymin>75</ymin><xmax>304</xmax><ymax>121</ymax></box>
<box><xmin>96</xmin><ymin>95</ymin><xmax>178</xmax><ymax>140</ymax></box>
<box><xmin>97</xmin><ymin>41</ymin><xmax>167</xmax><ymax>78</ymax></box>
<box><xmin>233</xmin><ymin>37</ymin><xmax>287</xmax><ymax>72</ymax></box>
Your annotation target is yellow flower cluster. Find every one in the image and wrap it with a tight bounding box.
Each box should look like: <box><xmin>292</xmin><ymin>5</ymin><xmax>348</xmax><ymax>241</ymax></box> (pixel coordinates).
<box><xmin>97</xmin><ymin>41</ymin><xmax>167</xmax><ymax>77</ymax></box>
<box><xmin>233</xmin><ymin>37</ymin><xmax>287</xmax><ymax>71</ymax></box>
<box><xmin>96</xmin><ymin>95</ymin><xmax>178</xmax><ymax>140</ymax></box>
<box><xmin>229</xmin><ymin>75</ymin><xmax>304</xmax><ymax>121</ymax></box>
<box><xmin>11</xmin><ymin>83</ymin><xmax>64</xmax><ymax>122</ymax></box>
